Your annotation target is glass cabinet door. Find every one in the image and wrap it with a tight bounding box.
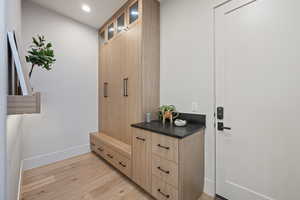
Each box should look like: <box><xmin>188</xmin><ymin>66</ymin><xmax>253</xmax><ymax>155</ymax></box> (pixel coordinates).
<box><xmin>108</xmin><ymin>23</ymin><xmax>115</xmax><ymax>40</ymax></box>
<box><xmin>117</xmin><ymin>13</ymin><xmax>125</xmax><ymax>33</ymax></box>
<box><xmin>100</xmin><ymin>30</ymin><xmax>106</xmax><ymax>44</ymax></box>
<box><xmin>129</xmin><ymin>1</ymin><xmax>139</xmax><ymax>24</ymax></box>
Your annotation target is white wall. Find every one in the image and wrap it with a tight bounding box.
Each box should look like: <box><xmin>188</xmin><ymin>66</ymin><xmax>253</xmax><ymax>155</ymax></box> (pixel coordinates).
<box><xmin>5</xmin><ymin>0</ymin><xmax>25</xmax><ymax>199</ymax></box>
<box><xmin>21</xmin><ymin>1</ymin><xmax>98</xmax><ymax>170</ymax></box>
<box><xmin>7</xmin><ymin>116</ymin><xmax>23</xmax><ymax>200</ymax></box>
<box><xmin>160</xmin><ymin>0</ymin><xmax>215</xmax><ymax>195</ymax></box>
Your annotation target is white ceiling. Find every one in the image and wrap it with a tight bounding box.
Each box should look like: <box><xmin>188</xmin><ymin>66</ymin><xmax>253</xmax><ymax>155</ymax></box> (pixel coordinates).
<box><xmin>27</xmin><ymin>0</ymin><xmax>128</xmax><ymax>29</ymax></box>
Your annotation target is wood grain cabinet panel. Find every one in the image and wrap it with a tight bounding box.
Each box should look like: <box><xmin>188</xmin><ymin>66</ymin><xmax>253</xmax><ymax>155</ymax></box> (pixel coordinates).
<box><xmin>94</xmin><ymin>0</ymin><xmax>160</xmax><ymax>196</ymax></box>
<box><xmin>114</xmin><ymin>153</ymin><xmax>131</xmax><ymax>177</ymax></box>
<box><xmin>132</xmin><ymin>129</ymin><xmax>152</xmax><ymax>193</ymax></box>
<box><xmin>152</xmin><ymin>154</ymin><xmax>179</xmax><ymax>188</ymax></box>
<box><xmin>152</xmin><ymin>133</ymin><xmax>179</xmax><ymax>163</ymax></box>
<box><xmin>152</xmin><ymin>175</ymin><xmax>178</xmax><ymax>200</ymax></box>
<box><xmin>98</xmin><ymin>0</ymin><xmax>160</xmax><ymax>145</ymax></box>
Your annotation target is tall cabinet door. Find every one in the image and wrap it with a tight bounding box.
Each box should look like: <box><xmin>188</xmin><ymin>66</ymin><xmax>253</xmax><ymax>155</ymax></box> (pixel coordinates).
<box><xmin>132</xmin><ymin>129</ymin><xmax>152</xmax><ymax>193</ymax></box>
<box><xmin>100</xmin><ymin>43</ymin><xmax>110</xmax><ymax>133</ymax></box>
<box><xmin>121</xmin><ymin>23</ymin><xmax>142</xmax><ymax>145</ymax></box>
<box><xmin>106</xmin><ymin>36</ymin><xmax>124</xmax><ymax>140</ymax></box>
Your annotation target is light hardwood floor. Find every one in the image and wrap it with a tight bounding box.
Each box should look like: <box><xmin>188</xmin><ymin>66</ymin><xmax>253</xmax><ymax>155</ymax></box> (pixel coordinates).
<box><xmin>21</xmin><ymin>153</ymin><xmax>214</xmax><ymax>200</ymax></box>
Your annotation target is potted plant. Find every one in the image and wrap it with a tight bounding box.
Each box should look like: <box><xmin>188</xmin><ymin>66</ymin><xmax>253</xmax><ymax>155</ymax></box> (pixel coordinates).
<box><xmin>25</xmin><ymin>35</ymin><xmax>56</xmax><ymax>79</ymax></box>
<box><xmin>159</xmin><ymin>105</ymin><xmax>179</xmax><ymax>124</ymax></box>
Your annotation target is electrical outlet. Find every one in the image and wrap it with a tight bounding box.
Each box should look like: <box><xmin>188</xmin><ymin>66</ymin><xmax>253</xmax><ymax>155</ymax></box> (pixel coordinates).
<box><xmin>192</xmin><ymin>102</ymin><xmax>198</xmax><ymax>112</ymax></box>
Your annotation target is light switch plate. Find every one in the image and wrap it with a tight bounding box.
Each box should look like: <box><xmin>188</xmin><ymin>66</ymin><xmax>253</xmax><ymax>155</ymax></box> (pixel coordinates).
<box><xmin>192</xmin><ymin>102</ymin><xmax>198</xmax><ymax>112</ymax></box>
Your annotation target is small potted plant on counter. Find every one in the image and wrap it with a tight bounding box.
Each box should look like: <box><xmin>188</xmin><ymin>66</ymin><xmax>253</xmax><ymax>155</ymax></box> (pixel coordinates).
<box><xmin>159</xmin><ymin>105</ymin><xmax>179</xmax><ymax>124</ymax></box>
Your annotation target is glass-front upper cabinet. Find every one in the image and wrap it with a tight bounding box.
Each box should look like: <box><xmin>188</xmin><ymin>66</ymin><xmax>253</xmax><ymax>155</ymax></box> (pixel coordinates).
<box><xmin>100</xmin><ymin>30</ymin><xmax>106</xmax><ymax>44</ymax></box>
<box><xmin>129</xmin><ymin>1</ymin><xmax>139</xmax><ymax>24</ymax></box>
<box><xmin>108</xmin><ymin>22</ymin><xmax>115</xmax><ymax>40</ymax></box>
<box><xmin>117</xmin><ymin>13</ymin><xmax>125</xmax><ymax>33</ymax></box>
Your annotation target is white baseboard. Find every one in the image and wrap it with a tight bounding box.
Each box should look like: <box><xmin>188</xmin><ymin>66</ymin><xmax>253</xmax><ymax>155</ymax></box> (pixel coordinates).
<box><xmin>226</xmin><ymin>181</ymin><xmax>275</xmax><ymax>200</ymax></box>
<box><xmin>204</xmin><ymin>178</ymin><xmax>215</xmax><ymax>197</ymax></box>
<box><xmin>17</xmin><ymin>160</ymin><xmax>23</xmax><ymax>200</ymax></box>
<box><xmin>23</xmin><ymin>144</ymin><xmax>91</xmax><ymax>170</ymax></box>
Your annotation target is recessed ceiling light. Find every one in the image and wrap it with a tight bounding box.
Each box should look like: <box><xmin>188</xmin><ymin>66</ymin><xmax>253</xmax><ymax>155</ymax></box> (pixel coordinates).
<box><xmin>82</xmin><ymin>4</ymin><xmax>91</xmax><ymax>13</ymax></box>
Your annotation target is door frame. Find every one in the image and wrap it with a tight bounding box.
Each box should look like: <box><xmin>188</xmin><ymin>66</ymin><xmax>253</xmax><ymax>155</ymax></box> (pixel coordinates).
<box><xmin>0</xmin><ymin>0</ymin><xmax>7</xmax><ymax>199</ymax></box>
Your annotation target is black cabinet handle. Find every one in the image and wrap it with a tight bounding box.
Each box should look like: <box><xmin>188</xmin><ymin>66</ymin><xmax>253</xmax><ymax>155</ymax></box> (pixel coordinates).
<box><xmin>157</xmin><ymin>166</ymin><xmax>170</xmax><ymax>174</ymax></box>
<box><xmin>123</xmin><ymin>78</ymin><xmax>128</xmax><ymax>97</ymax></box>
<box><xmin>106</xmin><ymin>154</ymin><xmax>113</xmax><ymax>159</ymax></box>
<box><xmin>119</xmin><ymin>162</ymin><xmax>126</xmax><ymax>168</ymax></box>
<box><xmin>157</xmin><ymin>144</ymin><xmax>170</xmax><ymax>150</ymax></box>
<box><xmin>157</xmin><ymin>189</ymin><xmax>170</xmax><ymax>198</ymax></box>
<box><xmin>98</xmin><ymin>147</ymin><xmax>104</xmax><ymax>152</ymax></box>
<box><xmin>136</xmin><ymin>137</ymin><xmax>146</xmax><ymax>141</ymax></box>
<box><xmin>104</xmin><ymin>82</ymin><xmax>108</xmax><ymax>98</ymax></box>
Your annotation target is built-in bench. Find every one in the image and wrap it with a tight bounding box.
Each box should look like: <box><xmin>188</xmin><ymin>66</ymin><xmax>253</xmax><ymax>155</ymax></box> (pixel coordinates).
<box><xmin>90</xmin><ymin>132</ymin><xmax>132</xmax><ymax>177</ymax></box>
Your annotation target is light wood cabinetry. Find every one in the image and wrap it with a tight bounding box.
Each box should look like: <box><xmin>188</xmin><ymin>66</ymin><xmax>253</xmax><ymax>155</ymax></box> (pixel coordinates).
<box><xmin>132</xmin><ymin>128</ymin><xmax>205</xmax><ymax>200</ymax></box>
<box><xmin>132</xmin><ymin>128</ymin><xmax>152</xmax><ymax>193</ymax></box>
<box><xmin>96</xmin><ymin>0</ymin><xmax>159</xmax><ymax>188</ymax></box>
<box><xmin>152</xmin><ymin>154</ymin><xmax>179</xmax><ymax>188</ymax></box>
<box><xmin>91</xmin><ymin>127</ymin><xmax>204</xmax><ymax>200</ymax></box>
<box><xmin>99</xmin><ymin>0</ymin><xmax>160</xmax><ymax>146</ymax></box>
<box><xmin>152</xmin><ymin>133</ymin><xmax>179</xmax><ymax>163</ymax></box>
<box><xmin>152</xmin><ymin>175</ymin><xmax>179</xmax><ymax>200</ymax></box>
<box><xmin>90</xmin><ymin>132</ymin><xmax>132</xmax><ymax>177</ymax></box>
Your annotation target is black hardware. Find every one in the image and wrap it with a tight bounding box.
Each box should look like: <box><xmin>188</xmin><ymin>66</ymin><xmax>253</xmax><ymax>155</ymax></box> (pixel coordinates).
<box><xmin>98</xmin><ymin>148</ymin><xmax>104</xmax><ymax>152</ymax></box>
<box><xmin>136</xmin><ymin>137</ymin><xmax>145</xmax><ymax>141</ymax></box>
<box><xmin>217</xmin><ymin>107</ymin><xmax>224</xmax><ymax>120</ymax></box>
<box><xmin>106</xmin><ymin>154</ymin><xmax>113</xmax><ymax>159</ymax></box>
<box><xmin>123</xmin><ymin>78</ymin><xmax>126</xmax><ymax>97</ymax></box>
<box><xmin>157</xmin><ymin>189</ymin><xmax>170</xmax><ymax>198</ymax></box>
<box><xmin>123</xmin><ymin>78</ymin><xmax>128</xmax><ymax>97</ymax></box>
<box><xmin>157</xmin><ymin>166</ymin><xmax>170</xmax><ymax>174</ymax></box>
<box><xmin>119</xmin><ymin>162</ymin><xmax>126</xmax><ymax>168</ymax></box>
<box><xmin>104</xmin><ymin>82</ymin><xmax>108</xmax><ymax>98</ymax></box>
<box><xmin>157</xmin><ymin>144</ymin><xmax>170</xmax><ymax>150</ymax></box>
<box><xmin>218</xmin><ymin>122</ymin><xmax>231</xmax><ymax>131</ymax></box>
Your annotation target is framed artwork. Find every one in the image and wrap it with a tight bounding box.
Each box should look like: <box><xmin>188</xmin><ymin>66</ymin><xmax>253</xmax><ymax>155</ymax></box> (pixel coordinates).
<box><xmin>7</xmin><ymin>31</ymin><xmax>32</xmax><ymax>96</ymax></box>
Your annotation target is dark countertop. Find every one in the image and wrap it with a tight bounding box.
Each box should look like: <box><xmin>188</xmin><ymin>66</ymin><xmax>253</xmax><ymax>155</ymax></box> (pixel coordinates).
<box><xmin>131</xmin><ymin>113</ymin><xmax>206</xmax><ymax>139</ymax></box>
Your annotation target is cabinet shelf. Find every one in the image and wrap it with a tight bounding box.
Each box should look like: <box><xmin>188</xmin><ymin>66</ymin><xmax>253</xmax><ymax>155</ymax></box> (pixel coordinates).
<box><xmin>7</xmin><ymin>92</ymin><xmax>41</xmax><ymax>115</ymax></box>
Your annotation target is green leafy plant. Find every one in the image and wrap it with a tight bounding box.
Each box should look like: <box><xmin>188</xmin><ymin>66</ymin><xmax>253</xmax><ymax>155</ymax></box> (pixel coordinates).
<box><xmin>158</xmin><ymin>105</ymin><xmax>178</xmax><ymax>120</ymax></box>
<box><xmin>25</xmin><ymin>35</ymin><xmax>56</xmax><ymax>78</ymax></box>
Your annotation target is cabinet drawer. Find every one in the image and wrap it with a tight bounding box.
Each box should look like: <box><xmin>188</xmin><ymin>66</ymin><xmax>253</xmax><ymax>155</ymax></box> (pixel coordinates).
<box><xmin>152</xmin><ymin>133</ymin><xmax>179</xmax><ymax>163</ymax></box>
<box><xmin>152</xmin><ymin>175</ymin><xmax>178</xmax><ymax>200</ymax></box>
<box><xmin>152</xmin><ymin>154</ymin><xmax>178</xmax><ymax>188</ymax></box>
<box><xmin>95</xmin><ymin>143</ymin><xmax>106</xmax><ymax>157</ymax></box>
<box><xmin>104</xmin><ymin>148</ymin><xmax>116</xmax><ymax>163</ymax></box>
<box><xmin>114</xmin><ymin>153</ymin><xmax>131</xmax><ymax>177</ymax></box>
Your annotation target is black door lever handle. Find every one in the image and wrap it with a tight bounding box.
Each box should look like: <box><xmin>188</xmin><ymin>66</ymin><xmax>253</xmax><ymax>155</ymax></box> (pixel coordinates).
<box><xmin>218</xmin><ymin>122</ymin><xmax>231</xmax><ymax>131</ymax></box>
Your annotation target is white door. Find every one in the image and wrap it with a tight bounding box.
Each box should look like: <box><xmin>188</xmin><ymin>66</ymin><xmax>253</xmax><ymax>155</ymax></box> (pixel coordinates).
<box><xmin>215</xmin><ymin>0</ymin><xmax>300</xmax><ymax>199</ymax></box>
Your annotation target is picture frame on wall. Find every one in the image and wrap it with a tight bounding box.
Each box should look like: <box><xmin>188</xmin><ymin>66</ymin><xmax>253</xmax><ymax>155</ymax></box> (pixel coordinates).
<box><xmin>7</xmin><ymin>31</ymin><xmax>32</xmax><ymax>96</ymax></box>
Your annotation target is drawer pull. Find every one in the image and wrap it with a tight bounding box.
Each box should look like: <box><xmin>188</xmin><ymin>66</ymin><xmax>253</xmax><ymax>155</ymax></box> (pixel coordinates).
<box><xmin>106</xmin><ymin>154</ymin><xmax>114</xmax><ymax>159</ymax></box>
<box><xmin>157</xmin><ymin>144</ymin><xmax>170</xmax><ymax>150</ymax></box>
<box><xmin>136</xmin><ymin>137</ymin><xmax>146</xmax><ymax>141</ymax></box>
<box><xmin>157</xmin><ymin>189</ymin><xmax>170</xmax><ymax>198</ymax></box>
<box><xmin>91</xmin><ymin>143</ymin><xmax>95</xmax><ymax>146</ymax></box>
<box><xmin>119</xmin><ymin>162</ymin><xmax>126</xmax><ymax>168</ymax></box>
<box><xmin>98</xmin><ymin>147</ymin><xmax>104</xmax><ymax>152</ymax></box>
<box><xmin>157</xmin><ymin>166</ymin><xmax>170</xmax><ymax>174</ymax></box>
